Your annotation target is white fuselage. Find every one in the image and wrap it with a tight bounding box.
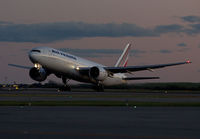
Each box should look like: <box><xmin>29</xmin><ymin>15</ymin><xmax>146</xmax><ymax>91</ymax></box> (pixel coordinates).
<box><xmin>29</xmin><ymin>47</ymin><xmax>126</xmax><ymax>86</ymax></box>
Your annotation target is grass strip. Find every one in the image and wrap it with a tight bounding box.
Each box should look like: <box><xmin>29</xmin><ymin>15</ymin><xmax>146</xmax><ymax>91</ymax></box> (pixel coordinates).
<box><xmin>0</xmin><ymin>101</ymin><xmax>200</xmax><ymax>107</ymax></box>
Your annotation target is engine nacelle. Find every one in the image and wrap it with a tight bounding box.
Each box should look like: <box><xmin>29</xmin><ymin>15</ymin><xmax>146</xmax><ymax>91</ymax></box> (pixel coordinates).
<box><xmin>29</xmin><ymin>67</ymin><xmax>47</xmax><ymax>82</ymax></box>
<box><xmin>89</xmin><ymin>66</ymin><xmax>108</xmax><ymax>81</ymax></box>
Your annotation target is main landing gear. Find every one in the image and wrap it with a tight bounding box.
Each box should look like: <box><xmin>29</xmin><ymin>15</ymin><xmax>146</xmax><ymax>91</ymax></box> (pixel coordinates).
<box><xmin>58</xmin><ymin>77</ymin><xmax>71</xmax><ymax>91</ymax></box>
<box><xmin>94</xmin><ymin>82</ymin><xmax>104</xmax><ymax>92</ymax></box>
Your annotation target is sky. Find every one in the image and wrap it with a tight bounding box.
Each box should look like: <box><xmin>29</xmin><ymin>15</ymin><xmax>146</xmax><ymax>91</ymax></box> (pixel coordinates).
<box><xmin>0</xmin><ymin>0</ymin><xmax>200</xmax><ymax>84</ymax></box>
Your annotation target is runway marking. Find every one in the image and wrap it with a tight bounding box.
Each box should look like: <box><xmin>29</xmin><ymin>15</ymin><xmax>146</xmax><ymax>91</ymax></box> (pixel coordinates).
<box><xmin>0</xmin><ymin>130</ymin><xmax>193</xmax><ymax>139</ymax></box>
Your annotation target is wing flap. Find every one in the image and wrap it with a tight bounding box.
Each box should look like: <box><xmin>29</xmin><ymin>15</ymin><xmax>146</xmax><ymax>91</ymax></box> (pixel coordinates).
<box><xmin>123</xmin><ymin>77</ymin><xmax>159</xmax><ymax>80</ymax></box>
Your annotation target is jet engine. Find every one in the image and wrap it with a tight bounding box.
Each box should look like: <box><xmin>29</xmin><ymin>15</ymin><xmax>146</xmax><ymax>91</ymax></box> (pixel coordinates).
<box><xmin>89</xmin><ymin>66</ymin><xmax>108</xmax><ymax>81</ymax></box>
<box><xmin>29</xmin><ymin>67</ymin><xmax>47</xmax><ymax>82</ymax></box>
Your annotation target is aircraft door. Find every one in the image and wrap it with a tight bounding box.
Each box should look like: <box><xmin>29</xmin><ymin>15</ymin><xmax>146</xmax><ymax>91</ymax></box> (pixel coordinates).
<box><xmin>48</xmin><ymin>49</ymin><xmax>52</xmax><ymax>56</ymax></box>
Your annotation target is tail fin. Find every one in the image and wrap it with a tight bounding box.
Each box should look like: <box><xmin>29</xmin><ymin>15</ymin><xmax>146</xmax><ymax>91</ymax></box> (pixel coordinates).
<box><xmin>115</xmin><ymin>43</ymin><xmax>131</xmax><ymax>67</ymax></box>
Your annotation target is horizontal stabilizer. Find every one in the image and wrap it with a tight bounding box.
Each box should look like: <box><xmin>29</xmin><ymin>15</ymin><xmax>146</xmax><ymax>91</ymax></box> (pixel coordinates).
<box><xmin>123</xmin><ymin>77</ymin><xmax>160</xmax><ymax>80</ymax></box>
<box><xmin>8</xmin><ymin>64</ymin><xmax>31</xmax><ymax>69</ymax></box>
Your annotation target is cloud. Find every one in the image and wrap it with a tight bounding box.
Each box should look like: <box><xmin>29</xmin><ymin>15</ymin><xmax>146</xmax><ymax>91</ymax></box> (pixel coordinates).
<box><xmin>130</xmin><ymin>49</ymin><xmax>146</xmax><ymax>57</ymax></box>
<box><xmin>0</xmin><ymin>21</ymin><xmax>199</xmax><ymax>43</ymax></box>
<box><xmin>181</xmin><ymin>16</ymin><xmax>200</xmax><ymax>23</ymax></box>
<box><xmin>179</xmin><ymin>16</ymin><xmax>200</xmax><ymax>35</ymax></box>
<box><xmin>59</xmin><ymin>48</ymin><xmax>120</xmax><ymax>57</ymax></box>
<box><xmin>159</xmin><ymin>49</ymin><xmax>172</xmax><ymax>54</ymax></box>
<box><xmin>177</xmin><ymin>48</ymin><xmax>189</xmax><ymax>52</ymax></box>
<box><xmin>0</xmin><ymin>21</ymin><xmax>13</xmax><ymax>25</ymax></box>
<box><xmin>153</xmin><ymin>24</ymin><xmax>183</xmax><ymax>34</ymax></box>
<box><xmin>59</xmin><ymin>48</ymin><xmax>145</xmax><ymax>57</ymax></box>
<box><xmin>0</xmin><ymin>22</ymin><xmax>157</xmax><ymax>43</ymax></box>
<box><xmin>177</xmin><ymin>43</ymin><xmax>187</xmax><ymax>47</ymax></box>
<box><xmin>185</xmin><ymin>24</ymin><xmax>200</xmax><ymax>35</ymax></box>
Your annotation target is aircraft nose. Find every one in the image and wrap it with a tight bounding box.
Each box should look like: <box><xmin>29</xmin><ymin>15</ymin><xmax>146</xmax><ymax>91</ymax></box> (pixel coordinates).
<box><xmin>29</xmin><ymin>51</ymin><xmax>35</xmax><ymax>63</ymax></box>
<box><xmin>29</xmin><ymin>51</ymin><xmax>39</xmax><ymax>63</ymax></box>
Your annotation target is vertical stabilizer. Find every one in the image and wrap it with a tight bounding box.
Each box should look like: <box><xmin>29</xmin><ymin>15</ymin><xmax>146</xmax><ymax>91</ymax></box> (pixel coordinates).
<box><xmin>115</xmin><ymin>43</ymin><xmax>131</xmax><ymax>67</ymax></box>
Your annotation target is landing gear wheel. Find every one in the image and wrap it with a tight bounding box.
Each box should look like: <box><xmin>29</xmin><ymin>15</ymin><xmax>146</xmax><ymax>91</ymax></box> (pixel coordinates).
<box><xmin>58</xmin><ymin>85</ymin><xmax>71</xmax><ymax>92</ymax></box>
<box><xmin>95</xmin><ymin>83</ymin><xmax>104</xmax><ymax>92</ymax></box>
<box><xmin>58</xmin><ymin>76</ymin><xmax>71</xmax><ymax>92</ymax></box>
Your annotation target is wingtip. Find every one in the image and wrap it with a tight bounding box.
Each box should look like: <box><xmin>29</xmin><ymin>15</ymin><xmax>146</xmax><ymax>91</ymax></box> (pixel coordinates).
<box><xmin>186</xmin><ymin>60</ymin><xmax>192</xmax><ymax>64</ymax></box>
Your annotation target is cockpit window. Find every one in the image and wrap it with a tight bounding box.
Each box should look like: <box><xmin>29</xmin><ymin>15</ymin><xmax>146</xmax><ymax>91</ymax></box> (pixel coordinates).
<box><xmin>31</xmin><ymin>50</ymin><xmax>41</xmax><ymax>53</ymax></box>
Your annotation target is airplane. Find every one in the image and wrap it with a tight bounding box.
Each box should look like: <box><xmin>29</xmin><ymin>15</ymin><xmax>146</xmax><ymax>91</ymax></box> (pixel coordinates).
<box><xmin>9</xmin><ymin>43</ymin><xmax>191</xmax><ymax>91</ymax></box>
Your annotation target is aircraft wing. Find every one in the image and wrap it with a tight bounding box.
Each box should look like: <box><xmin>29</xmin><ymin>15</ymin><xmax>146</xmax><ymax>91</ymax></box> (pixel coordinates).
<box><xmin>78</xmin><ymin>61</ymin><xmax>191</xmax><ymax>75</ymax></box>
<box><xmin>104</xmin><ymin>61</ymin><xmax>191</xmax><ymax>73</ymax></box>
<box><xmin>8</xmin><ymin>64</ymin><xmax>32</xmax><ymax>69</ymax></box>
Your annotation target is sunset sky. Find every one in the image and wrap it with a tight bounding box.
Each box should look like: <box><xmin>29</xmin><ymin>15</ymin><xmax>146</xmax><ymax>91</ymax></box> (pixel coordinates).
<box><xmin>0</xmin><ymin>0</ymin><xmax>200</xmax><ymax>84</ymax></box>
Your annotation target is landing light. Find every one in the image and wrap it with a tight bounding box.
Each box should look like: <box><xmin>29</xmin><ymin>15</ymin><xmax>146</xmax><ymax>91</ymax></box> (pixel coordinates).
<box><xmin>186</xmin><ymin>60</ymin><xmax>191</xmax><ymax>64</ymax></box>
<box><xmin>71</xmin><ymin>65</ymin><xmax>80</xmax><ymax>70</ymax></box>
<box><xmin>34</xmin><ymin>63</ymin><xmax>41</xmax><ymax>68</ymax></box>
<box><xmin>71</xmin><ymin>65</ymin><xmax>75</xmax><ymax>69</ymax></box>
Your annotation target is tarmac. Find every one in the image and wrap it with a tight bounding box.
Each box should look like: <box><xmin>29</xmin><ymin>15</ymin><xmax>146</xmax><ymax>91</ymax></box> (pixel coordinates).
<box><xmin>0</xmin><ymin>106</ymin><xmax>200</xmax><ymax>139</ymax></box>
<box><xmin>0</xmin><ymin>89</ymin><xmax>200</xmax><ymax>138</ymax></box>
<box><xmin>1</xmin><ymin>89</ymin><xmax>200</xmax><ymax>103</ymax></box>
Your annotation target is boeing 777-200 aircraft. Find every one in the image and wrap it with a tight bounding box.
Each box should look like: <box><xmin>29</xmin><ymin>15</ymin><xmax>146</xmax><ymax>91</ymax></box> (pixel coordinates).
<box><xmin>9</xmin><ymin>43</ymin><xmax>191</xmax><ymax>91</ymax></box>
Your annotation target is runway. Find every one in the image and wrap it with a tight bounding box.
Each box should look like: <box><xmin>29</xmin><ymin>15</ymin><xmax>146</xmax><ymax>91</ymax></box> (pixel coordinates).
<box><xmin>0</xmin><ymin>89</ymin><xmax>200</xmax><ymax>103</ymax></box>
<box><xmin>0</xmin><ymin>89</ymin><xmax>200</xmax><ymax>138</ymax></box>
<box><xmin>0</xmin><ymin>106</ymin><xmax>200</xmax><ymax>139</ymax></box>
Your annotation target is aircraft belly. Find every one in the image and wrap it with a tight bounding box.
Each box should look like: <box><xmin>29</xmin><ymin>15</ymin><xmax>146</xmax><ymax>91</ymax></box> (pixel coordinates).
<box><xmin>38</xmin><ymin>56</ymin><xmax>76</xmax><ymax>75</ymax></box>
<box><xmin>102</xmin><ymin>77</ymin><xmax>126</xmax><ymax>86</ymax></box>
<box><xmin>39</xmin><ymin>56</ymin><xmax>93</xmax><ymax>83</ymax></box>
